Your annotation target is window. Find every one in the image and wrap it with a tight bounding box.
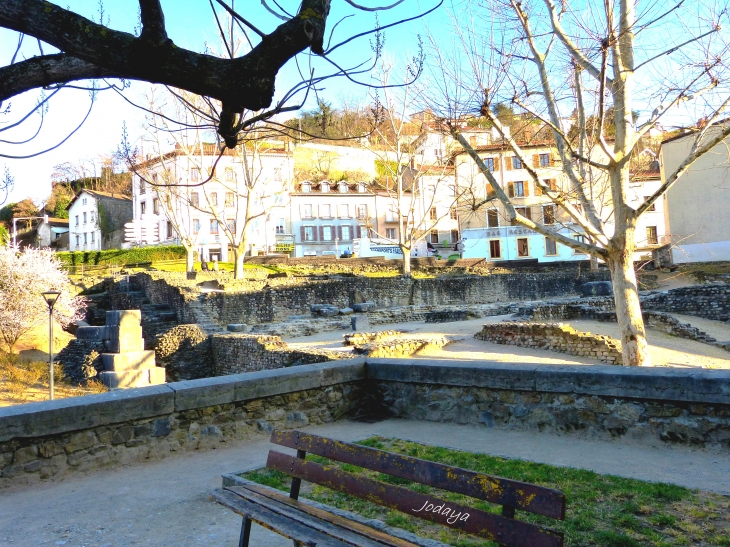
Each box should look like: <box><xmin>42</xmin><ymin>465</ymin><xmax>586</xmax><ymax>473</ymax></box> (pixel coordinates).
<box><xmin>225</xmin><ymin>192</ymin><xmax>234</xmax><ymax>207</ymax></box>
<box><xmin>75</xmin><ymin>234</ymin><xmax>80</xmax><ymax>246</ymax></box>
<box><xmin>90</xmin><ymin>211</ymin><xmax>95</xmax><ymax>222</ymax></box>
<box><xmin>210</xmin><ymin>219</ymin><xmax>219</xmax><ymax>235</ymax></box>
<box><xmin>338</xmin><ymin>182</ymin><xmax>348</xmax><ymax>193</ymax></box>
<box><xmin>152</xmin><ymin>173</ymin><xmax>158</xmax><ymax>184</ymax></box>
<box><xmin>386</xmin><ymin>228</ymin><xmax>397</xmax><ymax>239</ymax></box>
<box><xmin>83</xmin><ymin>212</ymin><xmax>87</xmax><ymax>224</ymax></box>
<box><xmin>304</xmin><ymin>226</ymin><xmax>315</xmax><ymax>241</ymax></box>
<box><xmin>513</xmin><ymin>181</ymin><xmax>525</xmax><ymax>197</ymax></box>
<box><xmin>357</xmin><ymin>204</ymin><xmax>368</xmax><ymax>220</ymax></box>
<box><xmin>543</xmin><ymin>205</ymin><xmax>556</xmax><ymax>225</ymax></box>
<box><xmin>225</xmin><ymin>168</ymin><xmax>235</xmax><ymax>182</ymax></box>
<box><xmin>515</xmin><ymin>206</ymin><xmax>532</xmax><ymax>221</ymax></box>
<box><xmin>357</xmin><ymin>183</ymin><xmax>366</xmax><ymax>193</ymax></box>
<box><xmin>469</xmin><ymin>135</ymin><xmax>477</xmax><ymax>147</ymax></box>
<box><xmin>430</xmin><ymin>230</ymin><xmax>439</xmax><ymax>244</ymax></box>
<box><xmin>83</xmin><ymin>233</ymin><xmax>87</xmax><ymax>244</ymax></box>
<box><xmin>511</xmin><ymin>156</ymin><xmax>522</xmax><ymax>170</ymax></box>
<box><xmin>276</xmin><ymin>219</ymin><xmax>285</xmax><ymax>234</ymax></box>
<box><xmin>319</xmin><ymin>204</ymin><xmax>332</xmax><ymax>218</ymax></box>
<box><xmin>191</xmin><ymin>168</ymin><xmax>200</xmax><ymax>182</ymax></box>
<box><xmin>450</xmin><ymin>229</ymin><xmax>459</xmax><ymax>243</ymax></box>
<box><xmin>153</xmin><ymin>198</ymin><xmax>160</xmax><ymax>215</ymax></box>
<box><xmin>75</xmin><ymin>215</ymin><xmax>79</xmax><ymax>226</ymax></box>
<box><xmin>140</xmin><ymin>202</ymin><xmax>146</xmax><ymax>215</ymax></box>
<box><xmin>210</xmin><ymin>192</ymin><xmax>218</xmax><ymax>206</ymax></box>
<box><xmin>339</xmin><ymin>204</ymin><xmax>350</xmax><ymax>218</ymax></box>
<box><xmin>82</xmin><ymin>198</ymin><xmax>87</xmax><ymax>205</ymax></box>
<box><xmin>489</xmin><ymin>240</ymin><xmax>501</xmax><ymax>259</ymax></box>
<box><xmin>385</xmin><ymin>207</ymin><xmax>396</xmax><ymax>223</ymax></box>
<box><xmin>301</xmin><ymin>182</ymin><xmax>311</xmax><ymax>193</ymax></box>
<box><xmin>450</xmin><ymin>207</ymin><xmax>458</xmax><ymax>220</ymax></box>
<box><xmin>193</xmin><ymin>218</ymin><xmax>200</xmax><ymax>234</ymax></box>
<box><xmin>484</xmin><ymin>157</ymin><xmax>495</xmax><ymax>171</ymax></box>
<box><xmin>545</xmin><ymin>237</ymin><xmax>557</xmax><ymax>255</ymax></box>
<box><xmin>303</xmin><ymin>204</ymin><xmax>313</xmax><ymax>219</ymax></box>
<box><xmin>139</xmin><ymin>179</ymin><xmax>146</xmax><ymax>194</ymax></box>
<box><xmin>322</xmin><ymin>226</ymin><xmax>333</xmax><ymax>241</ymax></box>
<box><xmin>167</xmin><ymin>221</ymin><xmax>174</xmax><ymax>239</ymax></box>
<box><xmin>487</xmin><ymin>209</ymin><xmax>499</xmax><ymax>228</ymax></box>
<box><xmin>573</xmin><ymin>234</ymin><xmax>586</xmax><ymax>254</ymax></box>
<box><xmin>646</xmin><ymin>226</ymin><xmax>658</xmax><ymax>245</ymax></box>
<box><xmin>91</xmin><ymin>232</ymin><xmax>95</xmax><ymax>243</ymax></box>
<box><xmin>644</xmin><ymin>197</ymin><xmax>656</xmax><ymax>211</ymax></box>
<box><xmin>227</xmin><ymin>219</ymin><xmax>236</xmax><ymax>234</ymax></box>
<box><xmin>430</xmin><ymin>207</ymin><xmax>437</xmax><ymax>220</ymax></box>
<box><xmin>321</xmin><ymin>182</ymin><xmax>330</xmax><ymax>193</ymax></box>
<box><xmin>342</xmin><ymin>225</ymin><xmax>351</xmax><ymax>240</ymax></box>
<box><xmin>190</xmin><ymin>192</ymin><xmax>200</xmax><ymax>207</ymax></box>
<box><xmin>539</xmin><ymin>153</ymin><xmax>551</xmax><ymax>167</ymax></box>
<box><xmin>536</xmin><ymin>179</ymin><xmax>558</xmax><ymax>196</ymax></box>
<box><xmin>517</xmin><ymin>237</ymin><xmax>529</xmax><ymax>257</ymax></box>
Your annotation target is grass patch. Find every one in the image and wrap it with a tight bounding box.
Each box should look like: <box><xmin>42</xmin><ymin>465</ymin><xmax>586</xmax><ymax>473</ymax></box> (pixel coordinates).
<box><xmin>243</xmin><ymin>437</ymin><xmax>730</xmax><ymax>547</ymax></box>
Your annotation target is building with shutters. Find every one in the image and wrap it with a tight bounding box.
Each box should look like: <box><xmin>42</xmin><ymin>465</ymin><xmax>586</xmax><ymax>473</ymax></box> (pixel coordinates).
<box><xmin>67</xmin><ymin>189</ymin><xmax>132</xmax><ymax>251</ymax></box>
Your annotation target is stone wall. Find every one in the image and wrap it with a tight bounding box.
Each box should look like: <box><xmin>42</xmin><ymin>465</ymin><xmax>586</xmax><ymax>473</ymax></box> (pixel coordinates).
<box><xmin>475</xmin><ymin>322</ymin><xmax>622</xmax><ymax>364</ymax></box>
<box><xmin>211</xmin><ymin>334</ymin><xmax>352</xmax><ymax>376</ymax></box>
<box><xmin>134</xmin><ymin>270</ymin><xmax>609</xmax><ymax>329</ymax></box>
<box><xmin>2</xmin><ymin>359</ymin><xmax>730</xmax><ymax>487</ymax></box>
<box><xmin>154</xmin><ymin>325</ymin><xmax>212</xmax><ymax>381</ymax></box>
<box><xmin>0</xmin><ymin>362</ymin><xmax>364</xmax><ymax>487</ymax></box>
<box><xmin>643</xmin><ymin>284</ymin><xmax>730</xmax><ymax>321</ymax></box>
<box><xmin>367</xmin><ymin>360</ymin><xmax>730</xmax><ymax>447</ymax></box>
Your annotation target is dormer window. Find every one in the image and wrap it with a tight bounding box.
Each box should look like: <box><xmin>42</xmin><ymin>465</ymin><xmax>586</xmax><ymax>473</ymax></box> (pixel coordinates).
<box><xmin>357</xmin><ymin>182</ymin><xmax>366</xmax><ymax>193</ymax></box>
<box><xmin>338</xmin><ymin>182</ymin><xmax>348</xmax><ymax>193</ymax></box>
<box><xmin>320</xmin><ymin>181</ymin><xmax>330</xmax><ymax>193</ymax></box>
<box><xmin>301</xmin><ymin>182</ymin><xmax>311</xmax><ymax>193</ymax></box>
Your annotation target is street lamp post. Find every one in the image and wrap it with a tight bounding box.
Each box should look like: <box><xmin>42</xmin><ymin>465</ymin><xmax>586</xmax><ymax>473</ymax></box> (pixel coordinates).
<box><xmin>42</xmin><ymin>291</ymin><xmax>61</xmax><ymax>400</ymax></box>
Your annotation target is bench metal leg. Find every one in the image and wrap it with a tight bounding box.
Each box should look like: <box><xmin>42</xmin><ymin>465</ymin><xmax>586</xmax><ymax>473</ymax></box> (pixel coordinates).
<box><xmin>238</xmin><ymin>517</ymin><xmax>252</xmax><ymax>547</ymax></box>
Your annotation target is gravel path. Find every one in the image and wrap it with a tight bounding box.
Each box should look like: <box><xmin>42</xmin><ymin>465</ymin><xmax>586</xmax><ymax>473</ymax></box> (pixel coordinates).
<box><xmin>1</xmin><ymin>419</ymin><xmax>728</xmax><ymax>547</ymax></box>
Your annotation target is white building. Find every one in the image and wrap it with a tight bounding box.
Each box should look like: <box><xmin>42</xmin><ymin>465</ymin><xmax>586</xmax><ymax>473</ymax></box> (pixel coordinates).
<box><xmin>132</xmin><ymin>143</ymin><xmax>293</xmax><ymax>261</ymax></box>
<box><xmin>67</xmin><ymin>190</ymin><xmax>132</xmax><ymax>251</ymax></box>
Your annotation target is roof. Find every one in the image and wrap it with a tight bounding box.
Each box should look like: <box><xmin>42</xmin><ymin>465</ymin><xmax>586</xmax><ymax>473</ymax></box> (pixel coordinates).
<box><xmin>660</xmin><ymin>117</ymin><xmax>730</xmax><ymax>145</ymax></box>
<box><xmin>630</xmin><ymin>169</ymin><xmax>660</xmax><ymax>181</ymax></box>
<box><xmin>66</xmin><ymin>189</ymin><xmax>132</xmax><ymax>210</ymax></box>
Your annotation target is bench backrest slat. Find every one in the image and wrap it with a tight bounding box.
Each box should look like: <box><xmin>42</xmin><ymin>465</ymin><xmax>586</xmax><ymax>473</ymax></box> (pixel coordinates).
<box><xmin>267</xmin><ymin>450</ymin><xmax>564</xmax><ymax>547</ymax></box>
<box><xmin>271</xmin><ymin>430</ymin><xmax>565</xmax><ymax>519</ymax></box>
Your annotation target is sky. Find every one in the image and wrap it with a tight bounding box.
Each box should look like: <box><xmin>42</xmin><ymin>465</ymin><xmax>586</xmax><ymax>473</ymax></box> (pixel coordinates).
<box><xmin>0</xmin><ymin>0</ymin><xmax>436</xmax><ymax>206</ymax></box>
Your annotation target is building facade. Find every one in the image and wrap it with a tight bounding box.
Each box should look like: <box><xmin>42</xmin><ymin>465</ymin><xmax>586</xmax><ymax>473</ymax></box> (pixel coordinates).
<box><xmin>67</xmin><ymin>190</ymin><xmax>132</xmax><ymax>251</ymax></box>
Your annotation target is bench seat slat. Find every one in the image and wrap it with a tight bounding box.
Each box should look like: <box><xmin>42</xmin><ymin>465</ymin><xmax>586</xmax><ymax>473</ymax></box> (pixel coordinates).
<box><xmin>212</xmin><ymin>488</ymin><xmax>353</xmax><ymax>547</ymax></box>
<box><xmin>267</xmin><ymin>450</ymin><xmax>564</xmax><ymax>547</ymax></box>
<box><xmin>236</xmin><ymin>480</ymin><xmax>422</xmax><ymax>547</ymax></box>
<box><xmin>272</xmin><ymin>430</ymin><xmax>565</xmax><ymax>519</ymax></box>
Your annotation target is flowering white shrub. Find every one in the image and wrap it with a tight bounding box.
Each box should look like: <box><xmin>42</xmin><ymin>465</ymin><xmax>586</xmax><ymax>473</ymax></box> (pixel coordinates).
<box><xmin>0</xmin><ymin>247</ymin><xmax>86</xmax><ymax>352</ymax></box>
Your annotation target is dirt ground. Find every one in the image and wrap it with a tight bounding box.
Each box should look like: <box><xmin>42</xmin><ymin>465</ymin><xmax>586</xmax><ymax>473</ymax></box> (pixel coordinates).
<box><xmin>285</xmin><ymin>313</ymin><xmax>730</xmax><ymax>369</ymax></box>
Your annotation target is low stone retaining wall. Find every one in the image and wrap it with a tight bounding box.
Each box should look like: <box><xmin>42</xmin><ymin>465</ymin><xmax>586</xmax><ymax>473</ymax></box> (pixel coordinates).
<box><xmin>154</xmin><ymin>325</ymin><xmax>212</xmax><ymax>381</ymax></box>
<box><xmin>2</xmin><ymin>360</ymin><xmax>730</xmax><ymax>487</ymax></box>
<box><xmin>368</xmin><ymin>360</ymin><xmax>730</xmax><ymax>447</ymax></box>
<box><xmin>343</xmin><ymin>331</ymin><xmax>404</xmax><ymax>346</ymax></box>
<box><xmin>425</xmin><ymin>310</ymin><xmax>473</xmax><ymax>323</ymax></box>
<box><xmin>475</xmin><ymin>322</ymin><xmax>622</xmax><ymax>364</ymax></box>
<box><xmin>351</xmin><ymin>335</ymin><xmax>451</xmax><ymax>358</ymax></box>
<box><xmin>0</xmin><ymin>362</ymin><xmax>365</xmax><ymax>487</ymax></box>
<box><xmin>211</xmin><ymin>334</ymin><xmax>352</xmax><ymax>376</ymax></box>
<box><xmin>643</xmin><ymin>284</ymin><xmax>730</xmax><ymax>322</ymax></box>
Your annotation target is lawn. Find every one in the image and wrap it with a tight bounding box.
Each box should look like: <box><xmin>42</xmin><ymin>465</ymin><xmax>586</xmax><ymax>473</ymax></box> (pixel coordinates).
<box><xmin>243</xmin><ymin>437</ymin><xmax>730</xmax><ymax>547</ymax></box>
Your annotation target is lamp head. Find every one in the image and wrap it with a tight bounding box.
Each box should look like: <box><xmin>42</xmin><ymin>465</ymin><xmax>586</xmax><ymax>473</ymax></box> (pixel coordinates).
<box><xmin>42</xmin><ymin>290</ymin><xmax>62</xmax><ymax>310</ymax></box>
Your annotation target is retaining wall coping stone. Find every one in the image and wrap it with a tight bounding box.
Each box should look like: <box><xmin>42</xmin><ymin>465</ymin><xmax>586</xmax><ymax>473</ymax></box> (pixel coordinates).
<box><xmin>0</xmin><ymin>385</ymin><xmax>175</xmax><ymax>443</ymax></box>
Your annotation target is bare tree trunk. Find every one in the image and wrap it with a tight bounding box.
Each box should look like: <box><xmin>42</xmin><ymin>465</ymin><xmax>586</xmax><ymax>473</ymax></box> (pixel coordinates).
<box><xmin>234</xmin><ymin>249</ymin><xmax>245</xmax><ymax>280</ymax></box>
<box><xmin>185</xmin><ymin>246</ymin><xmax>195</xmax><ymax>273</ymax></box>
<box><xmin>607</xmin><ymin>231</ymin><xmax>650</xmax><ymax>367</ymax></box>
<box><xmin>400</xmin><ymin>248</ymin><xmax>411</xmax><ymax>276</ymax></box>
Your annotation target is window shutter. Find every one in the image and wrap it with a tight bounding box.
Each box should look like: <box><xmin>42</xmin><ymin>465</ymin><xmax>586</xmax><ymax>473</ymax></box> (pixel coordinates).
<box><xmin>550</xmin><ymin>179</ymin><xmax>558</xmax><ymax>191</ymax></box>
<box><xmin>535</xmin><ymin>184</ymin><xmax>542</xmax><ymax>197</ymax></box>
<box><xmin>318</xmin><ymin>226</ymin><xmax>324</xmax><ymax>241</ymax></box>
<box><xmin>525</xmin><ymin>207</ymin><xmax>533</xmax><ymax>221</ymax></box>
<box><xmin>505</xmin><ymin>157</ymin><xmax>512</xmax><ymax>171</ymax></box>
<box><xmin>338</xmin><ymin>226</ymin><xmax>343</xmax><ymax>240</ymax></box>
<box><xmin>532</xmin><ymin>154</ymin><xmax>540</xmax><ymax>168</ymax></box>
<box><xmin>550</xmin><ymin>155</ymin><xmax>556</xmax><ymax>167</ymax></box>
<box><xmin>524</xmin><ymin>182</ymin><xmax>530</xmax><ymax>197</ymax></box>
<box><xmin>508</xmin><ymin>182</ymin><xmax>515</xmax><ymax>198</ymax></box>
<box><xmin>356</xmin><ymin>226</ymin><xmax>362</xmax><ymax>238</ymax></box>
<box><xmin>493</xmin><ymin>157</ymin><xmax>500</xmax><ymax>172</ymax></box>
<box><xmin>300</xmin><ymin>226</ymin><xmax>306</xmax><ymax>241</ymax></box>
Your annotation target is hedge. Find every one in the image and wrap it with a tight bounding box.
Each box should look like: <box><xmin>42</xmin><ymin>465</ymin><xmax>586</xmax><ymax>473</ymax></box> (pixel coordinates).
<box><xmin>57</xmin><ymin>246</ymin><xmax>188</xmax><ymax>267</ymax></box>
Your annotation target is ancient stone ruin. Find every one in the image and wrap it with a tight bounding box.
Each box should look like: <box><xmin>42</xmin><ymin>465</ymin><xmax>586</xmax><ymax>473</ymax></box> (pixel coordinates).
<box><xmin>76</xmin><ymin>310</ymin><xmax>166</xmax><ymax>389</ymax></box>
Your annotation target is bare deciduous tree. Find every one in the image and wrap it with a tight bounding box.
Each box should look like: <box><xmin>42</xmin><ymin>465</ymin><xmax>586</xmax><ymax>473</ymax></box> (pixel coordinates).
<box><xmin>427</xmin><ymin>0</ymin><xmax>730</xmax><ymax>366</ymax></box>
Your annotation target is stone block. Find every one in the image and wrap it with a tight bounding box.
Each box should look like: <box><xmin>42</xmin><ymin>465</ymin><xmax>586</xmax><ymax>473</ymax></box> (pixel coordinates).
<box><xmin>350</xmin><ymin>315</ymin><xmax>370</xmax><ymax>331</ymax></box>
<box><xmin>107</xmin><ymin>324</ymin><xmax>143</xmax><ymax>342</ymax></box>
<box><xmin>227</xmin><ymin>324</ymin><xmax>249</xmax><ymax>333</ymax></box>
<box><xmin>99</xmin><ymin>368</ymin><xmax>158</xmax><ymax>389</ymax></box>
<box><xmin>339</xmin><ymin>308</ymin><xmax>354</xmax><ymax>315</ymax></box>
<box><xmin>105</xmin><ymin>336</ymin><xmax>145</xmax><ymax>354</ymax></box>
<box><xmin>149</xmin><ymin>367</ymin><xmax>166</xmax><ymax>385</ymax></box>
<box><xmin>580</xmin><ymin>281</ymin><xmax>613</xmax><ymax>297</ymax></box>
<box><xmin>102</xmin><ymin>350</ymin><xmax>156</xmax><ymax>372</ymax></box>
<box><xmin>106</xmin><ymin>310</ymin><xmax>142</xmax><ymax>328</ymax></box>
<box><xmin>352</xmin><ymin>302</ymin><xmax>376</xmax><ymax>313</ymax></box>
<box><xmin>76</xmin><ymin>326</ymin><xmax>109</xmax><ymax>341</ymax></box>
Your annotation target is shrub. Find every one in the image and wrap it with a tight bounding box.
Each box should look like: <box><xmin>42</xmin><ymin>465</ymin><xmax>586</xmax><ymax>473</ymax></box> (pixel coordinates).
<box><xmin>57</xmin><ymin>246</ymin><xmax>187</xmax><ymax>267</ymax></box>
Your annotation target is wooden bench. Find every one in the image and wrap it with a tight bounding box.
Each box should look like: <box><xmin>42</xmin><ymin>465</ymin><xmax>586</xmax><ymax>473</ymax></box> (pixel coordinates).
<box><xmin>213</xmin><ymin>430</ymin><xmax>566</xmax><ymax>547</ymax></box>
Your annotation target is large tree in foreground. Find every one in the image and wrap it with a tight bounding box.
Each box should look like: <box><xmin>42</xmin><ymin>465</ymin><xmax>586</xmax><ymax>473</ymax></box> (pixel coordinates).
<box><xmin>428</xmin><ymin>0</ymin><xmax>730</xmax><ymax>366</ymax></box>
